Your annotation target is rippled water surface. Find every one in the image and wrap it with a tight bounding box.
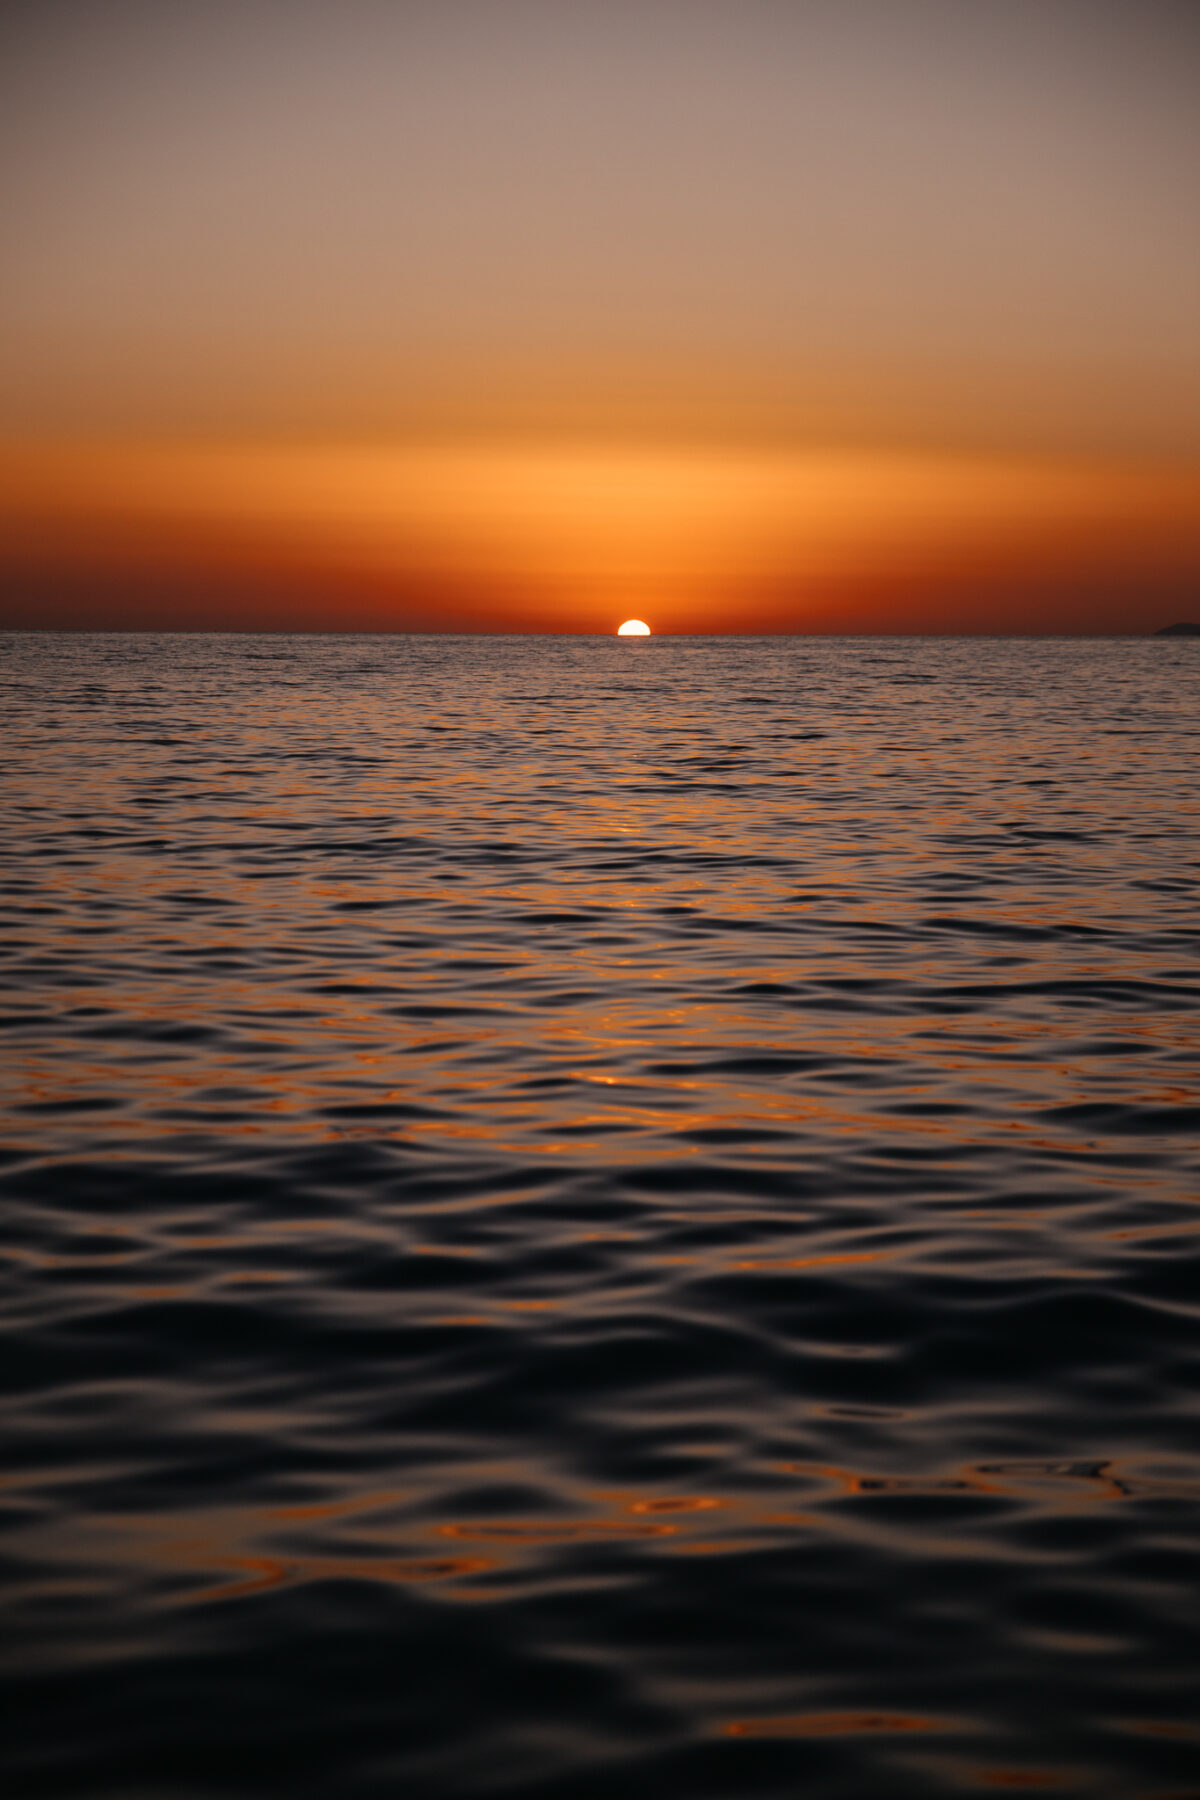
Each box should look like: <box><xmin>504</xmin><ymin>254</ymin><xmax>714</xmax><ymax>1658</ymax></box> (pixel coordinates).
<box><xmin>3</xmin><ymin>632</ymin><xmax>1200</xmax><ymax>1799</ymax></box>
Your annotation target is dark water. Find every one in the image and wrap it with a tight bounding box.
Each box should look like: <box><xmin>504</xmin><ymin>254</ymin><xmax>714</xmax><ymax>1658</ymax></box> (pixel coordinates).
<box><xmin>3</xmin><ymin>631</ymin><xmax>1199</xmax><ymax>1800</ymax></box>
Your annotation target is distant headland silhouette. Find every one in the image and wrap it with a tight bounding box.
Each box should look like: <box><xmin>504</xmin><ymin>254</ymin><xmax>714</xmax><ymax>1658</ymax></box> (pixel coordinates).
<box><xmin>1155</xmin><ymin>622</ymin><xmax>1200</xmax><ymax>636</ymax></box>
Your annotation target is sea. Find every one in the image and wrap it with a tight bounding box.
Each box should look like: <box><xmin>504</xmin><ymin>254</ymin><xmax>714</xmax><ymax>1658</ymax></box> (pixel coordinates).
<box><xmin>3</xmin><ymin>631</ymin><xmax>1199</xmax><ymax>1800</ymax></box>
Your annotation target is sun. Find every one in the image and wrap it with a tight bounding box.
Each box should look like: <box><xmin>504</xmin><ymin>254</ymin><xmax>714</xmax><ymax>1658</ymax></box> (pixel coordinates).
<box><xmin>617</xmin><ymin>619</ymin><xmax>651</xmax><ymax>636</ymax></box>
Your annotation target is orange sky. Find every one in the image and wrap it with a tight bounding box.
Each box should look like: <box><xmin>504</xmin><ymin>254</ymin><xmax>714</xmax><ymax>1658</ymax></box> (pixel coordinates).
<box><xmin>3</xmin><ymin>440</ymin><xmax>1199</xmax><ymax>634</ymax></box>
<box><xmin>2</xmin><ymin>0</ymin><xmax>1198</xmax><ymax>632</ymax></box>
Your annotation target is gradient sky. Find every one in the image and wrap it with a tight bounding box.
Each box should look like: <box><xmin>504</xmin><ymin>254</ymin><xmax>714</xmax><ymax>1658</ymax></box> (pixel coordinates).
<box><xmin>2</xmin><ymin>0</ymin><xmax>1198</xmax><ymax>631</ymax></box>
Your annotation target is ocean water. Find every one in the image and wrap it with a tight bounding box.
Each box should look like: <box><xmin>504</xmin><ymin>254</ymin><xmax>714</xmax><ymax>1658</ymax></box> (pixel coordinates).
<box><xmin>2</xmin><ymin>630</ymin><xmax>1199</xmax><ymax>1800</ymax></box>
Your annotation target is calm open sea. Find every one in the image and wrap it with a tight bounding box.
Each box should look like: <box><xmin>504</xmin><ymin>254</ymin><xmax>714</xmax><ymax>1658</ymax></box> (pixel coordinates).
<box><xmin>3</xmin><ymin>631</ymin><xmax>1199</xmax><ymax>1799</ymax></box>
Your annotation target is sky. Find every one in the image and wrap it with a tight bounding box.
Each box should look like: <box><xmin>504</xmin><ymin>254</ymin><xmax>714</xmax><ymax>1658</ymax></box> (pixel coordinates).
<box><xmin>2</xmin><ymin>0</ymin><xmax>1198</xmax><ymax>632</ymax></box>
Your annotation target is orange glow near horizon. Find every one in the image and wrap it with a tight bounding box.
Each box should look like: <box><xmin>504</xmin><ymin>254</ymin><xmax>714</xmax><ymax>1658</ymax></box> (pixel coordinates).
<box><xmin>2</xmin><ymin>438</ymin><xmax>1199</xmax><ymax>634</ymax></box>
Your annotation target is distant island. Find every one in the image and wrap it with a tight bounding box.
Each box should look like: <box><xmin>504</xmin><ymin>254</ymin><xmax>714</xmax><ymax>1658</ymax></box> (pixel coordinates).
<box><xmin>1155</xmin><ymin>622</ymin><xmax>1200</xmax><ymax>636</ymax></box>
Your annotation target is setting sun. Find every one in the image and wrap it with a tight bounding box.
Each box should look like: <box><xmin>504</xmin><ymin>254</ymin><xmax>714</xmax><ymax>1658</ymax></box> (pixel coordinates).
<box><xmin>617</xmin><ymin>619</ymin><xmax>651</xmax><ymax>636</ymax></box>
